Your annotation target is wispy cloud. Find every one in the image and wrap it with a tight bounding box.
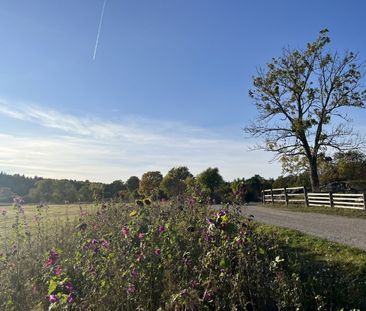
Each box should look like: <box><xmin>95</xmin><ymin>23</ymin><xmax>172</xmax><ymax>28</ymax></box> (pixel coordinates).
<box><xmin>0</xmin><ymin>100</ymin><xmax>281</xmax><ymax>182</ymax></box>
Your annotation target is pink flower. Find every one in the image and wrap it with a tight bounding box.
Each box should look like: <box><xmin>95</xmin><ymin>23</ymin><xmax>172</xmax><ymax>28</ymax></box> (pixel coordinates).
<box><xmin>101</xmin><ymin>239</ymin><xmax>110</xmax><ymax>249</ymax></box>
<box><xmin>138</xmin><ymin>232</ymin><xmax>145</xmax><ymax>240</ymax></box>
<box><xmin>130</xmin><ymin>269</ymin><xmax>138</xmax><ymax>278</ymax></box>
<box><xmin>154</xmin><ymin>248</ymin><xmax>161</xmax><ymax>256</ymax></box>
<box><xmin>127</xmin><ymin>284</ymin><xmax>136</xmax><ymax>294</ymax></box>
<box><xmin>48</xmin><ymin>294</ymin><xmax>59</xmax><ymax>303</ymax></box>
<box><xmin>121</xmin><ymin>226</ymin><xmax>129</xmax><ymax>238</ymax></box>
<box><xmin>45</xmin><ymin>249</ymin><xmax>58</xmax><ymax>267</ymax></box>
<box><xmin>54</xmin><ymin>265</ymin><xmax>62</xmax><ymax>276</ymax></box>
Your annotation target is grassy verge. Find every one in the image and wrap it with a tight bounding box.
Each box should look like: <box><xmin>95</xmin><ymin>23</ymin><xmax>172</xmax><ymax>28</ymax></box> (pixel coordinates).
<box><xmin>263</xmin><ymin>203</ymin><xmax>366</xmax><ymax>219</ymax></box>
<box><xmin>255</xmin><ymin>223</ymin><xmax>366</xmax><ymax>266</ymax></box>
<box><xmin>255</xmin><ymin>223</ymin><xmax>366</xmax><ymax>309</ymax></box>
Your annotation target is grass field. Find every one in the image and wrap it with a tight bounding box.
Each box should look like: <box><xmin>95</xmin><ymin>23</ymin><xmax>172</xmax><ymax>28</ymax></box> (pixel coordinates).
<box><xmin>0</xmin><ymin>203</ymin><xmax>97</xmax><ymax>236</ymax></box>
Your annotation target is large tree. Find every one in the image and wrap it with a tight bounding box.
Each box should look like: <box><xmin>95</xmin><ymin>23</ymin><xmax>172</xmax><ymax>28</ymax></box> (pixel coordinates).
<box><xmin>196</xmin><ymin>167</ymin><xmax>224</xmax><ymax>199</ymax></box>
<box><xmin>139</xmin><ymin>171</ymin><xmax>163</xmax><ymax>197</ymax></box>
<box><xmin>245</xmin><ymin>29</ymin><xmax>366</xmax><ymax>191</ymax></box>
<box><xmin>161</xmin><ymin>166</ymin><xmax>192</xmax><ymax>198</ymax></box>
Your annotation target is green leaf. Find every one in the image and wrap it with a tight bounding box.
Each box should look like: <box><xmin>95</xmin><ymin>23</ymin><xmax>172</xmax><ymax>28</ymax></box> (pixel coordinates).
<box><xmin>48</xmin><ymin>279</ymin><xmax>58</xmax><ymax>295</ymax></box>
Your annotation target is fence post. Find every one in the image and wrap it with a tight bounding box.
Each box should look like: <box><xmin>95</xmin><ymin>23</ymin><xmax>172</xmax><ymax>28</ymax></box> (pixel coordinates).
<box><xmin>303</xmin><ymin>187</ymin><xmax>308</xmax><ymax>207</ymax></box>
<box><xmin>284</xmin><ymin>187</ymin><xmax>289</xmax><ymax>206</ymax></box>
<box><xmin>363</xmin><ymin>193</ymin><xmax>366</xmax><ymax>210</ymax></box>
<box><xmin>329</xmin><ymin>192</ymin><xmax>334</xmax><ymax>208</ymax></box>
<box><xmin>271</xmin><ymin>188</ymin><xmax>274</xmax><ymax>205</ymax></box>
<box><xmin>261</xmin><ymin>190</ymin><xmax>264</xmax><ymax>204</ymax></box>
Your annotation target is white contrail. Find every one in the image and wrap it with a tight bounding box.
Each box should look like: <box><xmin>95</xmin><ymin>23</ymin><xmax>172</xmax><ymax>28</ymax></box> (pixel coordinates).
<box><xmin>93</xmin><ymin>0</ymin><xmax>108</xmax><ymax>60</ymax></box>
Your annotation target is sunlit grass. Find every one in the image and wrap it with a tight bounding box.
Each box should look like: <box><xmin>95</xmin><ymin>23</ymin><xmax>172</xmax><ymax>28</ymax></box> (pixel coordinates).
<box><xmin>0</xmin><ymin>203</ymin><xmax>97</xmax><ymax>236</ymax></box>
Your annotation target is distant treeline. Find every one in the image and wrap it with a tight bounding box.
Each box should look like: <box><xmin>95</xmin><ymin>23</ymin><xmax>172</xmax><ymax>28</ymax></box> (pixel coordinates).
<box><xmin>0</xmin><ymin>169</ymin><xmax>272</xmax><ymax>204</ymax></box>
<box><xmin>1</xmin><ymin>150</ymin><xmax>365</xmax><ymax>204</ymax></box>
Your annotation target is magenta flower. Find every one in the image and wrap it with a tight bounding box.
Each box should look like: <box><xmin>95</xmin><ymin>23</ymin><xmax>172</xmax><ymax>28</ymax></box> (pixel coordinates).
<box><xmin>154</xmin><ymin>248</ymin><xmax>161</xmax><ymax>256</ymax></box>
<box><xmin>138</xmin><ymin>232</ymin><xmax>145</xmax><ymax>240</ymax></box>
<box><xmin>48</xmin><ymin>294</ymin><xmax>59</xmax><ymax>303</ymax></box>
<box><xmin>130</xmin><ymin>269</ymin><xmax>138</xmax><ymax>278</ymax></box>
<box><xmin>64</xmin><ymin>282</ymin><xmax>73</xmax><ymax>293</ymax></box>
<box><xmin>127</xmin><ymin>284</ymin><xmax>136</xmax><ymax>294</ymax></box>
<box><xmin>158</xmin><ymin>225</ymin><xmax>165</xmax><ymax>234</ymax></box>
<box><xmin>67</xmin><ymin>294</ymin><xmax>74</xmax><ymax>304</ymax></box>
<box><xmin>121</xmin><ymin>226</ymin><xmax>129</xmax><ymax>238</ymax></box>
<box><xmin>45</xmin><ymin>249</ymin><xmax>58</xmax><ymax>267</ymax></box>
<box><xmin>101</xmin><ymin>239</ymin><xmax>110</xmax><ymax>249</ymax></box>
<box><xmin>54</xmin><ymin>265</ymin><xmax>62</xmax><ymax>276</ymax></box>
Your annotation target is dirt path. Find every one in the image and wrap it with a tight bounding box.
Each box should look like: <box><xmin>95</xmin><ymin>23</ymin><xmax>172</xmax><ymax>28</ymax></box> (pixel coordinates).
<box><xmin>243</xmin><ymin>204</ymin><xmax>366</xmax><ymax>251</ymax></box>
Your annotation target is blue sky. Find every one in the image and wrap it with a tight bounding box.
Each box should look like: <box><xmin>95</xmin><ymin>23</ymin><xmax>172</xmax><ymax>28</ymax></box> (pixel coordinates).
<box><xmin>0</xmin><ymin>0</ymin><xmax>365</xmax><ymax>182</ymax></box>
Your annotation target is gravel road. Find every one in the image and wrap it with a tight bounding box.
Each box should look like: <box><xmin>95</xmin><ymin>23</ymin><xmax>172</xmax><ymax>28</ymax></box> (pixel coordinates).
<box><xmin>242</xmin><ymin>204</ymin><xmax>366</xmax><ymax>251</ymax></box>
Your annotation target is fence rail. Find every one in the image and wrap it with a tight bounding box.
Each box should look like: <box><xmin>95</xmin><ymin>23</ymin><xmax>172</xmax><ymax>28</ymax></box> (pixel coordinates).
<box><xmin>262</xmin><ymin>187</ymin><xmax>366</xmax><ymax>210</ymax></box>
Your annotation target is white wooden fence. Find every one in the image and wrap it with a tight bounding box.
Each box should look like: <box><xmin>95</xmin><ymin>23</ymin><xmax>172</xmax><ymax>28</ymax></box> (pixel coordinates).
<box><xmin>262</xmin><ymin>187</ymin><xmax>366</xmax><ymax>210</ymax></box>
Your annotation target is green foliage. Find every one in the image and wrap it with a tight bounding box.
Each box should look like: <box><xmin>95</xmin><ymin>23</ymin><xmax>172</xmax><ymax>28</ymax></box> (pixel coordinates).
<box><xmin>0</xmin><ymin>187</ymin><xmax>17</xmax><ymax>203</ymax></box>
<box><xmin>1</xmin><ymin>199</ymin><xmax>366</xmax><ymax>309</ymax></box>
<box><xmin>196</xmin><ymin>167</ymin><xmax>224</xmax><ymax>200</ymax></box>
<box><xmin>161</xmin><ymin>166</ymin><xmax>192</xmax><ymax>198</ymax></box>
<box><xmin>139</xmin><ymin>171</ymin><xmax>163</xmax><ymax>198</ymax></box>
<box><xmin>126</xmin><ymin>176</ymin><xmax>140</xmax><ymax>193</ymax></box>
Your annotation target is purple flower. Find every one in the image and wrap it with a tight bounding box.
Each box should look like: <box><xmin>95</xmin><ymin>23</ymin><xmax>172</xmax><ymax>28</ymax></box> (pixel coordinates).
<box><xmin>54</xmin><ymin>265</ymin><xmax>62</xmax><ymax>276</ymax></box>
<box><xmin>45</xmin><ymin>249</ymin><xmax>58</xmax><ymax>267</ymax></box>
<box><xmin>101</xmin><ymin>239</ymin><xmax>110</xmax><ymax>249</ymax></box>
<box><xmin>127</xmin><ymin>284</ymin><xmax>136</xmax><ymax>294</ymax></box>
<box><xmin>13</xmin><ymin>196</ymin><xmax>24</xmax><ymax>205</ymax></box>
<box><xmin>67</xmin><ymin>294</ymin><xmax>74</xmax><ymax>304</ymax></box>
<box><xmin>217</xmin><ymin>210</ymin><xmax>226</xmax><ymax>217</ymax></box>
<box><xmin>158</xmin><ymin>225</ymin><xmax>165</xmax><ymax>234</ymax></box>
<box><xmin>138</xmin><ymin>232</ymin><xmax>145</xmax><ymax>240</ymax></box>
<box><xmin>121</xmin><ymin>227</ymin><xmax>129</xmax><ymax>238</ymax></box>
<box><xmin>64</xmin><ymin>282</ymin><xmax>73</xmax><ymax>293</ymax></box>
<box><xmin>191</xmin><ymin>280</ymin><xmax>199</xmax><ymax>289</ymax></box>
<box><xmin>206</xmin><ymin>218</ymin><xmax>215</xmax><ymax>225</ymax></box>
<box><xmin>48</xmin><ymin>294</ymin><xmax>59</xmax><ymax>303</ymax></box>
<box><xmin>130</xmin><ymin>269</ymin><xmax>138</xmax><ymax>278</ymax></box>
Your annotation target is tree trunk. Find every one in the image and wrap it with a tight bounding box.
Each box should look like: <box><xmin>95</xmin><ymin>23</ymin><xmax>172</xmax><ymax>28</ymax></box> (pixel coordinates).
<box><xmin>308</xmin><ymin>156</ymin><xmax>320</xmax><ymax>192</ymax></box>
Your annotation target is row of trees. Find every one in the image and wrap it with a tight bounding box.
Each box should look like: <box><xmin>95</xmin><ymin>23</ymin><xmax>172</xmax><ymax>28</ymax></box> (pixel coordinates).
<box><xmin>0</xmin><ymin>169</ymin><xmax>272</xmax><ymax>204</ymax></box>
<box><xmin>1</xmin><ymin>149</ymin><xmax>365</xmax><ymax>204</ymax></box>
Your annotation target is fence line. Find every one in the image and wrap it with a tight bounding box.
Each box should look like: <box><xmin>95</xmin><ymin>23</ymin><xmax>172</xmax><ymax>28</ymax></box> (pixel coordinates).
<box><xmin>262</xmin><ymin>187</ymin><xmax>366</xmax><ymax>210</ymax></box>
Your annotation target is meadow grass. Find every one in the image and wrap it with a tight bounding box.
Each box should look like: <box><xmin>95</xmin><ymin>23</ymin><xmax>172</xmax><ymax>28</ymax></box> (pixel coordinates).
<box><xmin>0</xmin><ymin>203</ymin><xmax>97</xmax><ymax>235</ymax></box>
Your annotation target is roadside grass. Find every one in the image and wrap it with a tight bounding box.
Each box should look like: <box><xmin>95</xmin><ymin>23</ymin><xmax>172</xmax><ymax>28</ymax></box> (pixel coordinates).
<box><xmin>255</xmin><ymin>223</ymin><xmax>366</xmax><ymax>309</ymax></box>
<box><xmin>263</xmin><ymin>203</ymin><xmax>366</xmax><ymax>219</ymax></box>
